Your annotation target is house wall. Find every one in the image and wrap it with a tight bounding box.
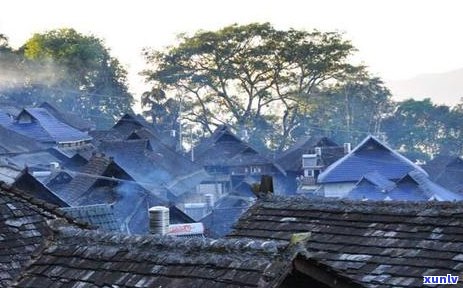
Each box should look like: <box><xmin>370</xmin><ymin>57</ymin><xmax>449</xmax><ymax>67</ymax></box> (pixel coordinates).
<box><xmin>321</xmin><ymin>182</ymin><xmax>355</xmax><ymax>198</ymax></box>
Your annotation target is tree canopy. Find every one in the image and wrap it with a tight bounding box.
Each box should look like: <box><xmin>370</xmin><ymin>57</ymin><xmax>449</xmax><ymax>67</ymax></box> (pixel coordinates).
<box><xmin>142</xmin><ymin>23</ymin><xmax>358</xmax><ymax>150</ymax></box>
<box><xmin>1</xmin><ymin>28</ymin><xmax>133</xmax><ymax>128</ymax></box>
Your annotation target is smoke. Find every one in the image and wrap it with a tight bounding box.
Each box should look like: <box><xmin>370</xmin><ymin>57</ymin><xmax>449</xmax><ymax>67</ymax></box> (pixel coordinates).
<box><xmin>0</xmin><ymin>51</ymin><xmax>66</xmax><ymax>92</ymax></box>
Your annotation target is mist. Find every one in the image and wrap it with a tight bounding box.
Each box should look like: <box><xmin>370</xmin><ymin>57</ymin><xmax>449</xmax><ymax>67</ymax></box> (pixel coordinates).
<box><xmin>0</xmin><ymin>51</ymin><xmax>66</xmax><ymax>93</ymax></box>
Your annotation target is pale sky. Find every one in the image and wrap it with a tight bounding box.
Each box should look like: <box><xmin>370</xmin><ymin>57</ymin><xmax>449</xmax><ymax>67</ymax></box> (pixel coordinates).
<box><xmin>2</xmin><ymin>0</ymin><xmax>463</xmax><ymax>105</ymax></box>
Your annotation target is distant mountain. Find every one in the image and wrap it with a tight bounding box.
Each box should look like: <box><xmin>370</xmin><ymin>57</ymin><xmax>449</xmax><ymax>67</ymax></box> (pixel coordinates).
<box><xmin>386</xmin><ymin>68</ymin><xmax>463</xmax><ymax>107</ymax></box>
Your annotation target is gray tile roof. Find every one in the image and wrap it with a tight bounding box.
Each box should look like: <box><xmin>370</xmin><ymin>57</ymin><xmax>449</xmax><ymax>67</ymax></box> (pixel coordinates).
<box><xmin>0</xmin><ymin>183</ymin><xmax>87</xmax><ymax>287</ymax></box>
<box><xmin>0</xmin><ymin>125</ymin><xmax>45</xmax><ymax>153</ymax></box>
<box><xmin>423</xmin><ymin>155</ymin><xmax>463</xmax><ymax>194</ymax></box>
<box><xmin>0</xmin><ymin>108</ymin><xmax>92</xmax><ymax>144</ymax></box>
<box><xmin>276</xmin><ymin>136</ymin><xmax>344</xmax><ymax>172</ymax></box>
<box><xmin>194</xmin><ymin>126</ymin><xmax>284</xmax><ymax>174</ymax></box>
<box><xmin>39</xmin><ymin>102</ymin><xmax>95</xmax><ymax>131</ymax></box>
<box><xmin>13</xmin><ymin>224</ymin><xmax>300</xmax><ymax>288</ymax></box>
<box><xmin>230</xmin><ymin>196</ymin><xmax>463</xmax><ymax>287</ymax></box>
<box><xmin>318</xmin><ymin>135</ymin><xmax>427</xmax><ymax>183</ymax></box>
<box><xmin>60</xmin><ymin>204</ymin><xmax>121</xmax><ymax>232</ymax></box>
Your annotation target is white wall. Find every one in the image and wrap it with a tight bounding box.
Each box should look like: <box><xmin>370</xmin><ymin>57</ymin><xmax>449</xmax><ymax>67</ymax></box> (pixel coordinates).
<box><xmin>321</xmin><ymin>183</ymin><xmax>356</xmax><ymax>198</ymax></box>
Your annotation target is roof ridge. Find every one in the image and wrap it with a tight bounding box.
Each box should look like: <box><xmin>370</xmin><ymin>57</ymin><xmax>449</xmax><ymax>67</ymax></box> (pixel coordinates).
<box><xmin>0</xmin><ymin>182</ymin><xmax>89</xmax><ymax>228</ymax></box>
<box><xmin>49</xmin><ymin>223</ymin><xmax>289</xmax><ymax>255</ymax></box>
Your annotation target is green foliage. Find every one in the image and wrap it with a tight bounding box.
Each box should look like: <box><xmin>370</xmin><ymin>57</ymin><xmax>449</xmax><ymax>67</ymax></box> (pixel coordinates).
<box><xmin>142</xmin><ymin>23</ymin><xmax>356</xmax><ymax>150</ymax></box>
<box><xmin>17</xmin><ymin>28</ymin><xmax>134</xmax><ymax>128</ymax></box>
<box><xmin>382</xmin><ymin>98</ymin><xmax>463</xmax><ymax>161</ymax></box>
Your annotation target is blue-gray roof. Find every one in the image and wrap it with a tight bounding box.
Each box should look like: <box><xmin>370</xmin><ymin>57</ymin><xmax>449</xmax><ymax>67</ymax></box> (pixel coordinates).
<box><xmin>60</xmin><ymin>204</ymin><xmax>121</xmax><ymax>232</ymax></box>
<box><xmin>318</xmin><ymin>135</ymin><xmax>427</xmax><ymax>183</ymax></box>
<box><xmin>346</xmin><ymin>170</ymin><xmax>463</xmax><ymax>201</ymax></box>
<box><xmin>0</xmin><ymin>108</ymin><xmax>92</xmax><ymax>144</ymax></box>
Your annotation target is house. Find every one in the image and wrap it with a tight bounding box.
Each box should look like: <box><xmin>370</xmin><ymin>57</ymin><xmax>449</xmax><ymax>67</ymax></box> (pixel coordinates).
<box><xmin>0</xmin><ymin>182</ymin><xmax>87</xmax><ymax>287</ymax></box>
<box><xmin>0</xmin><ymin>108</ymin><xmax>92</xmax><ymax>148</ymax></box>
<box><xmin>347</xmin><ymin>170</ymin><xmax>462</xmax><ymax>201</ymax></box>
<box><xmin>276</xmin><ymin>136</ymin><xmax>346</xmax><ymax>193</ymax></box>
<box><xmin>12</xmin><ymin>169</ymin><xmax>70</xmax><ymax>207</ymax></box>
<box><xmin>0</xmin><ymin>124</ymin><xmax>45</xmax><ymax>154</ymax></box>
<box><xmin>111</xmin><ymin>113</ymin><xmax>179</xmax><ymax>149</ymax></box>
<box><xmin>51</xmin><ymin>153</ymin><xmax>156</xmax><ymax>234</ymax></box>
<box><xmin>97</xmin><ymin>138</ymin><xmax>208</xmax><ymax>203</ymax></box>
<box><xmin>230</xmin><ymin>196</ymin><xmax>463</xmax><ymax>287</ymax></box>
<box><xmin>39</xmin><ymin>101</ymin><xmax>96</xmax><ymax>132</ymax></box>
<box><xmin>422</xmin><ymin>155</ymin><xmax>463</xmax><ymax>194</ymax></box>
<box><xmin>200</xmin><ymin>194</ymin><xmax>254</xmax><ymax>237</ymax></box>
<box><xmin>60</xmin><ymin>204</ymin><xmax>121</xmax><ymax>232</ymax></box>
<box><xmin>12</xmin><ymin>221</ymin><xmax>359</xmax><ymax>287</ymax></box>
<box><xmin>194</xmin><ymin>125</ymin><xmax>285</xmax><ymax>196</ymax></box>
<box><xmin>317</xmin><ymin>135</ymin><xmax>429</xmax><ymax>198</ymax></box>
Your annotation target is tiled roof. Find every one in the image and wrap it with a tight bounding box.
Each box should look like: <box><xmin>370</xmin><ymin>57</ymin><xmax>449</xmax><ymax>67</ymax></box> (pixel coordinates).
<box><xmin>230</xmin><ymin>196</ymin><xmax>463</xmax><ymax>287</ymax></box>
<box><xmin>0</xmin><ymin>125</ymin><xmax>45</xmax><ymax>153</ymax></box>
<box><xmin>1</xmin><ymin>108</ymin><xmax>92</xmax><ymax>144</ymax></box>
<box><xmin>0</xmin><ymin>183</ymin><xmax>87</xmax><ymax>287</ymax></box>
<box><xmin>201</xmin><ymin>196</ymin><xmax>252</xmax><ymax>238</ymax></box>
<box><xmin>112</xmin><ymin>113</ymin><xmax>154</xmax><ymax>138</ymax></box>
<box><xmin>276</xmin><ymin>136</ymin><xmax>344</xmax><ymax>172</ymax></box>
<box><xmin>60</xmin><ymin>204</ymin><xmax>121</xmax><ymax>232</ymax></box>
<box><xmin>13</xmin><ymin>225</ymin><xmax>296</xmax><ymax>288</ymax></box>
<box><xmin>423</xmin><ymin>155</ymin><xmax>463</xmax><ymax>194</ymax></box>
<box><xmin>39</xmin><ymin>102</ymin><xmax>95</xmax><ymax>131</ymax></box>
<box><xmin>194</xmin><ymin>126</ymin><xmax>282</xmax><ymax>173</ymax></box>
<box><xmin>99</xmin><ymin>139</ymin><xmax>208</xmax><ymax>198</ymax></box>
<box><xmin>318</xmin><ymin>135</ymin><xmax>427</xmax><ymax>183</ymax></box>
<box><xmin>63</xmin><ymin>155</ymin><xmax>113</xmax><ymax>204</ymax></box>
<box><xmin>12</xmin><ymin>171</ymin><xmax>70</xmax><ymax>207</ymax></box>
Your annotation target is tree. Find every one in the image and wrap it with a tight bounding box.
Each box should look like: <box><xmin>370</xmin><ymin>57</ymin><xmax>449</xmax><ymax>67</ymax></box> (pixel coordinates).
<box><xmin>299</xmin><ymin>69</ymin><xmax>393</xmax><ymax>145</ymax></box>
<box><xmin>382</xmin><ymin>98</ymin><xmax>463</xmax><ymax>161</ymax></box>
<box><xmin>19</xmin><ymin>28</ymin><xmax>134</xmax><ymax>128</ymax></box>
<box><xmin>142</xmin><ymin>23</ymin><xmax>356</xmax><ymax>150</ymax></box>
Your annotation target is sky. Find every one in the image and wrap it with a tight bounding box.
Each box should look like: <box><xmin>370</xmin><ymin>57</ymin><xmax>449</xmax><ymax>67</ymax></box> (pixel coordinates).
<box><xmin>2</xmin><ymin>0</ymin><xmax>463</xmax><ymax>106</ymax></box>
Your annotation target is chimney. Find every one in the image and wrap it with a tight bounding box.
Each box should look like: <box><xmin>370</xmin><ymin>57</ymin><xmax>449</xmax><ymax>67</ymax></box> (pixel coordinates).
<box><xmin>343</xmin><ymin>143</ymin><xmax>351</xmax><ymax>154</ymax></box>
<box><xmin>170</xmin><ymin>129</ymin><xmax>177</xmax><ymax>137</ymax></box>
<box><xmin>148</xmin><ymin>206</ymin><xmax>170</xmax><ymax>235</ymax></box>
<box><xmin>204</xmin><ymin>194</ymin><xmax>214</xmax><ymax>213</ymax></box>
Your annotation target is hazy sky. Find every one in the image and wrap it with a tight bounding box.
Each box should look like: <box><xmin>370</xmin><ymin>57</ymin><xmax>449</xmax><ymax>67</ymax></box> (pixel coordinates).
<box><xmin>2</xmin><ymin>0</ymin><xmax>463</xmax><ymax>99</ymax></box>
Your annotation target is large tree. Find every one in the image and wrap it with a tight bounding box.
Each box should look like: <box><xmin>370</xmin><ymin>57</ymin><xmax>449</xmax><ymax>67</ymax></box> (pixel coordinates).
<box><xmin>142</xmin><ymin>23</ymin><xmax>356</xmax><ymax>150</ymax></box>
<box><xmin>382</xmin><ymin>98</ymin><xmax>463</xmax><ymax>161</ymax></box>
<box><xmin>18</xmin><ymin>28</ymin><xmax>134</xmax><ymax>128</ymax></box>
<box><xmin>300</xmin><ymin>69</ymin><xmax>393</xmax><ymax>145</ymax></box>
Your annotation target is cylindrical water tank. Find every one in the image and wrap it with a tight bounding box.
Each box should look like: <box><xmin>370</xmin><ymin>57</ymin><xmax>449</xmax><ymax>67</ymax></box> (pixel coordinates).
<box><xmin>149</xmin><ymin>206</ymin><xmax>170</xmax><ymax>235</ymax></box>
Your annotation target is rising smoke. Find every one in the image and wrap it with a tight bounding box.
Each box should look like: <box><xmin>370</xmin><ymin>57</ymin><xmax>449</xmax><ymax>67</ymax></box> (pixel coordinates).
<box><xmin>0</xmin><ymin>50</ymin><xmax>66</xmax><ymax>93</ymax></box>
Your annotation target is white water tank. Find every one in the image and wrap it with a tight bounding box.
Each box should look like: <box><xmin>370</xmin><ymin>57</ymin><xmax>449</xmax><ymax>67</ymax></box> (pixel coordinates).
<box><xmin>149</xmin><ymin>206</ymin><xmax>170</xmax><ymax>235</ymax></box>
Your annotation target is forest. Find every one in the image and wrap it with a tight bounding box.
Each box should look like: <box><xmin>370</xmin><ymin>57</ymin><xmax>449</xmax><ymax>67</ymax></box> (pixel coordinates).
<box><xmin>1</xmin><ymin>24</ymin><xmax>462</xmax><ymax>162</ymax></box>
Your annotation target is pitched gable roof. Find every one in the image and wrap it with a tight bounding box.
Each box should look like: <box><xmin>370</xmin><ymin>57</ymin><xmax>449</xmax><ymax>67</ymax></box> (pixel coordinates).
<box><xmin>16</xmin><ymin>108</ymin><xmax>92</xmax><ymax>143</ymax></box>
<box><xmin>12</xmin><ymin>170</ymin><xmax>70</xmax><ymax>207</ymax></box>
<box><xmin>112</xmin><ymin>113</ymin><xmax>154</xmax><ymax>138</ymax></box>
<box><xmin>0</xmin><ymin>125</ymin><xmax>45</xmax><ymax>153</ymax></box>
<box><xmin>318</xmin><ymin>135</ymin><xmax>427</xmax><ymax>183</ymax></box>
<box><xmin>39</xmin><ymin>101</ymin><xmax>95</xmax><ymax>131</ymax></box>
<box><xmin>13</xmin><ymin>225</ymin><xmax>302</xmax><ymax>288</ymax></box>
<box><xmin>194</xmin><ymin>126</ymin><xmax>282</xmax><ymax>173</ymax></box>
<box><xmin>62</xmin><ymin>155</ymin><xmax>123</xmax><ymax>204</ymax></box>
<box><xmin>423</xmin><ymin>155</ymin><xmax>463</xmax><ymax>194</ymax></box>
<box><xmin>0</xmin><ymin>183</ymin><xmax>87</xmax><ymax>286</ymax></box>
<box><xmin>276</xmin><ymin>136</ymin><xmax>344</xmax><ymax>172</ymax></box>
<box><xmin>230</xmin><ymin>196</ymin><xmax>463</xmax><ymax>287</ymax></box>
<box><xmin>60</xmin><ymin>204</ymin><xmax>121</xmax><ymax>232</ymax></box>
